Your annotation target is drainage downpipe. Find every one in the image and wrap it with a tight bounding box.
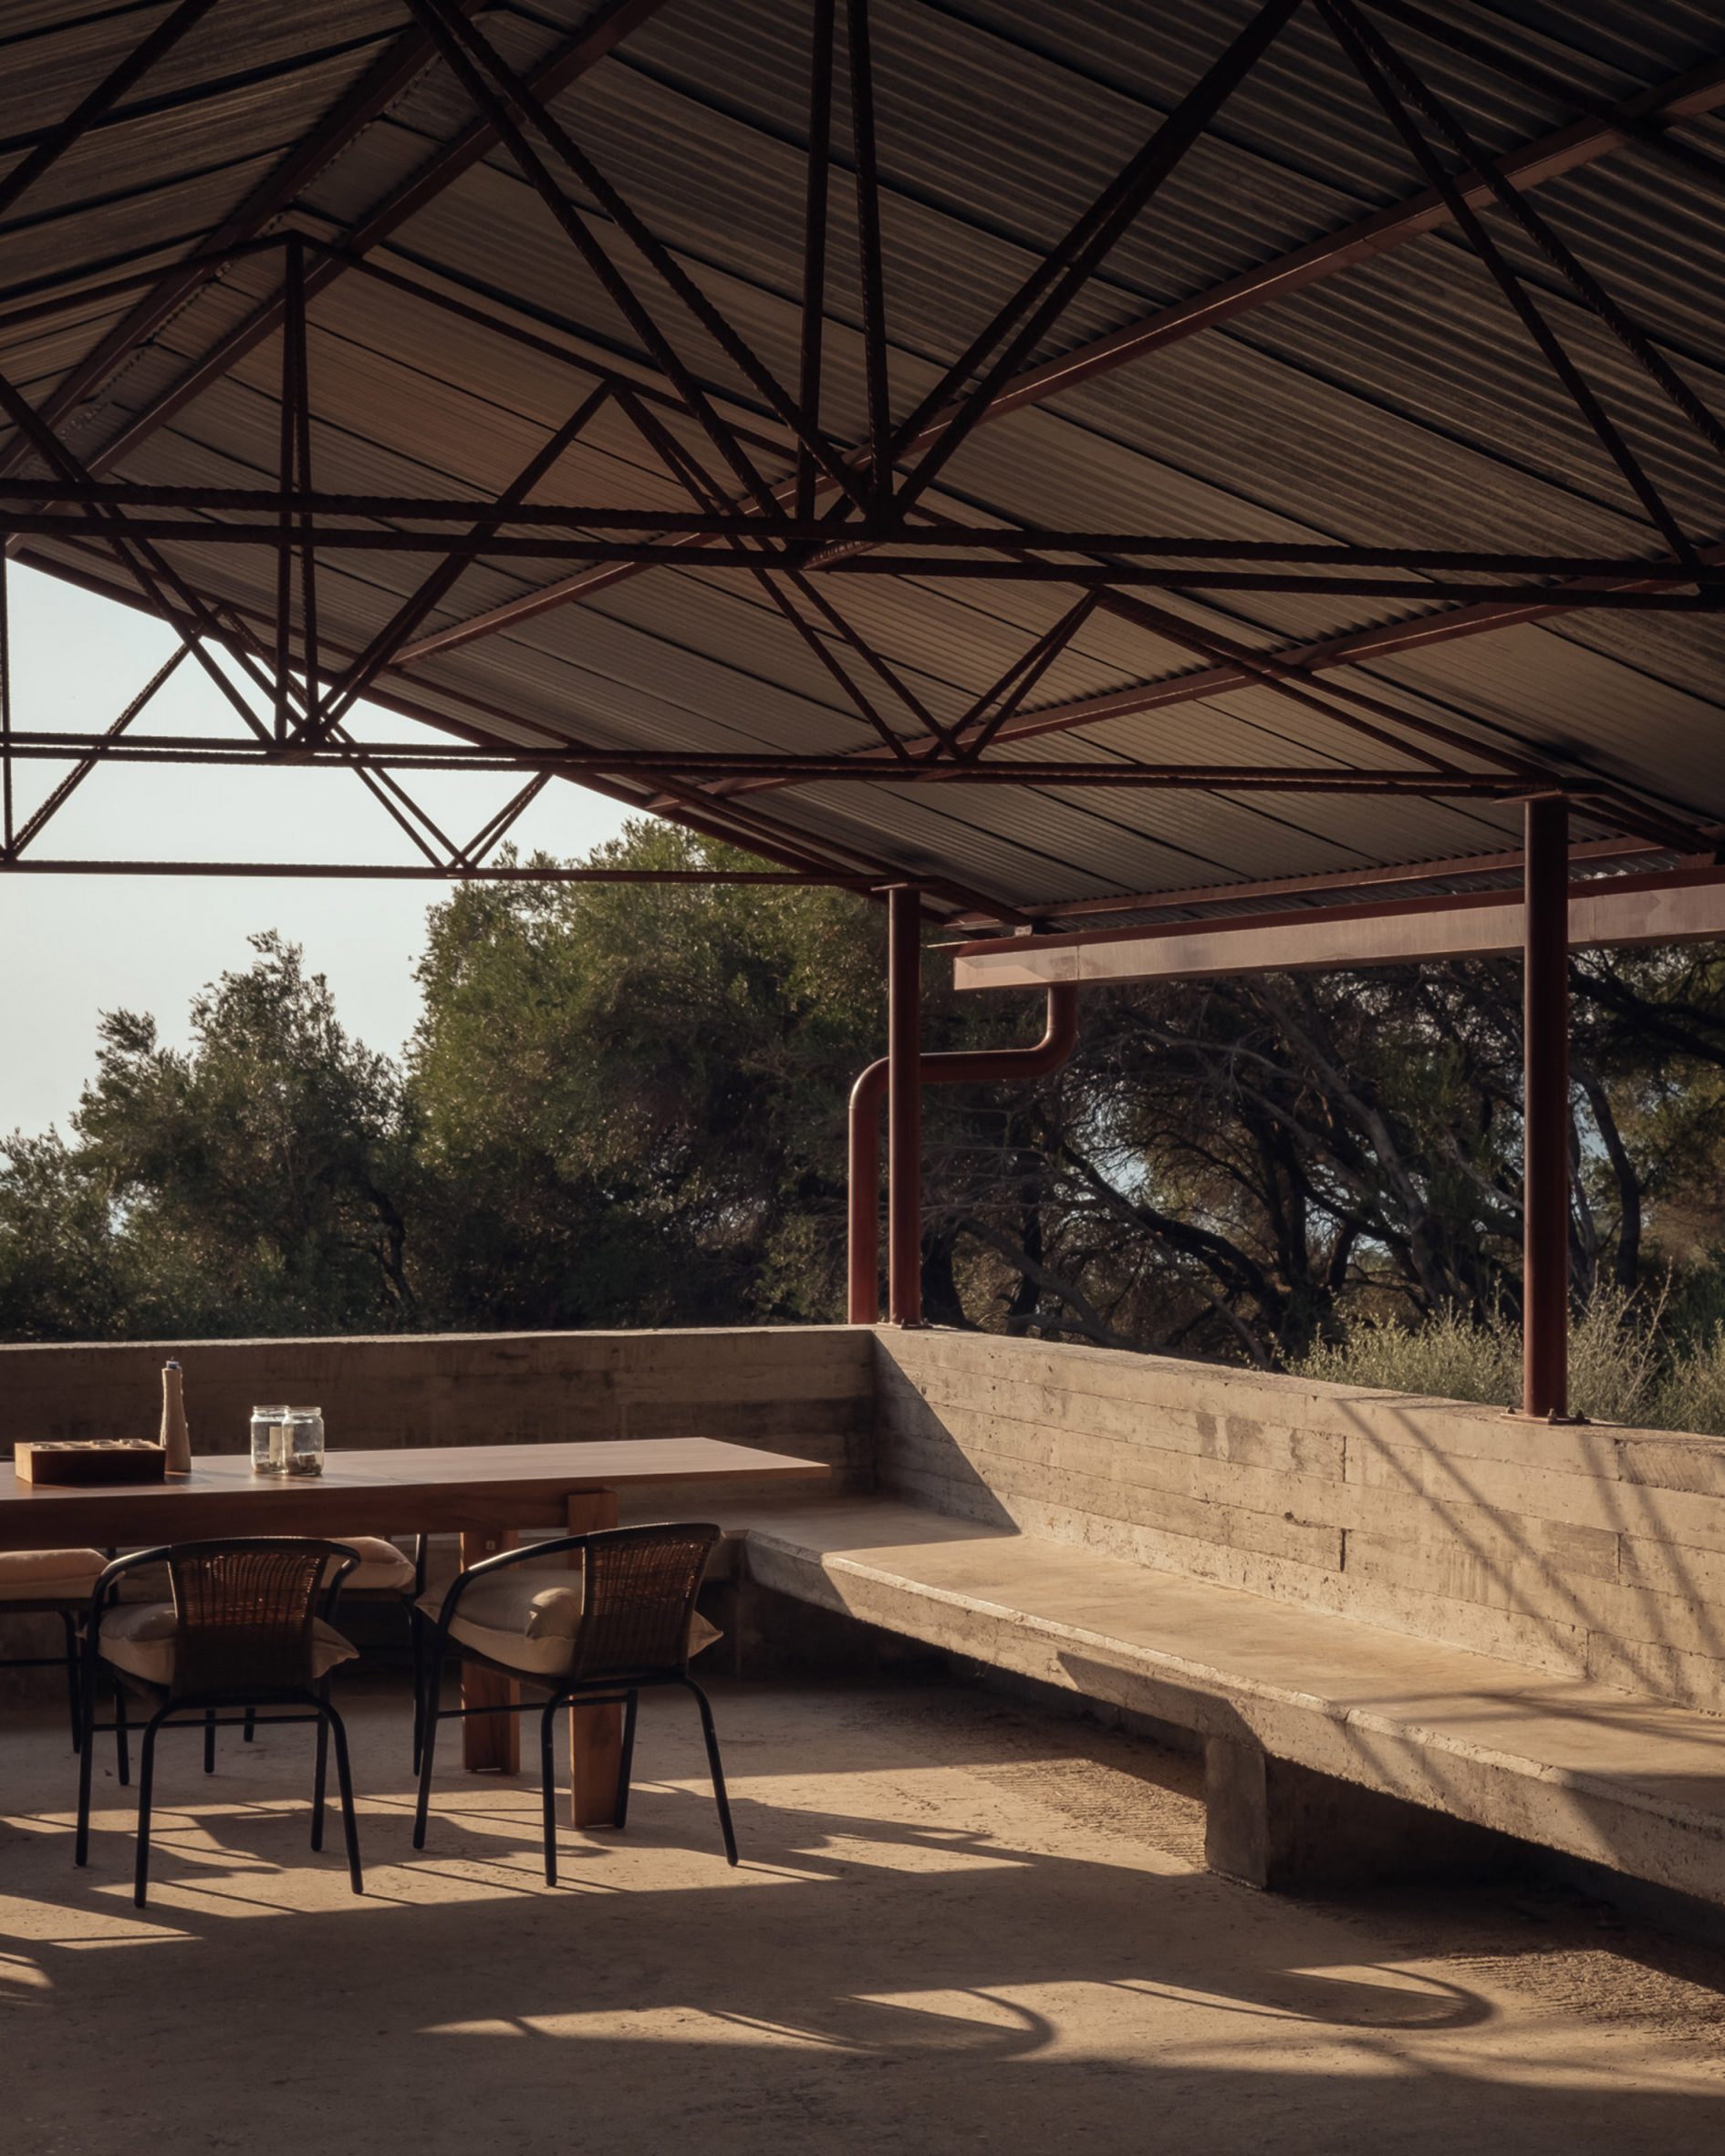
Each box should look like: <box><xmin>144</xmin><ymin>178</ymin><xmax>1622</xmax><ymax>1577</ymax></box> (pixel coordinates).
<box><xmin>847</xmin><ymin>982</ymin><xmax>1080</xmax><ymax>1324</ymax></box>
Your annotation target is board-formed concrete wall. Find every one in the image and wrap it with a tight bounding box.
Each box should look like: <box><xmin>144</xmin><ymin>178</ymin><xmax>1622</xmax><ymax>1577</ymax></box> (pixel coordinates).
<box><xmin>875</xmin><ymin>1327</ymin><xmax>1725</xmax><ymax>1718</ymax></box>
<box><xmin>0</xmin><ymin>1325</ymin><xmax>874</xmax><ymax>1474</ymax></box>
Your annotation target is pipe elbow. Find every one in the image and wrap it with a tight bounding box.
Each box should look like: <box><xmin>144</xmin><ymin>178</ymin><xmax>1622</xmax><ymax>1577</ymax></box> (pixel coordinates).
<box><xmin>848</xmin><ymin>1056</ymin><xmax>890</xmax><ymax>1118</ymax></box>
<box><xmin>1039</xmin><ymin>981</ymin><xmax>1080</xmax><ymax>1066</ymax></box>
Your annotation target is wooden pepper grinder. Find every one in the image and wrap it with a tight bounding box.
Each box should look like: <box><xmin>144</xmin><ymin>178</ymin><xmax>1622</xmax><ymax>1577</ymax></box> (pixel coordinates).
<box><xmin>160</xmin><ymin>1358</ymin><xmax>192</xmax><ymax>1475</ymax></box>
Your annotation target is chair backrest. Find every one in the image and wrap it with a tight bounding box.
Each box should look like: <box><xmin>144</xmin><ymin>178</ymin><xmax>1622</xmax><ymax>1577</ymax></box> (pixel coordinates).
<box><xmin>163</xmin><ymin>1538</ymin><xmax>355</xmax><ymax>1699</ymax></box>
<box><xmin>567</xmin><ymin>1524</ymin><xmax>722</xmax><ymax>1684</ymax></box>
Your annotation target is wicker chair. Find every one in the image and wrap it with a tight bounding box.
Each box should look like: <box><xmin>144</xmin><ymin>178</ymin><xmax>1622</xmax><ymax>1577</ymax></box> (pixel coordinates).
<box><xmin>412</xmin><ymin>1523</ymin><xmax>735</xmax><ymax>1885</ymax></box>
<box><xmin>0</xmin><ymin>1549</ymin><xmax>109</xmax><ymax>1750</ymax></box>
<box><xmin>75</xmin><ymin>1538</ymin><xmax>366</xmax><ymax>1907</ymax></box>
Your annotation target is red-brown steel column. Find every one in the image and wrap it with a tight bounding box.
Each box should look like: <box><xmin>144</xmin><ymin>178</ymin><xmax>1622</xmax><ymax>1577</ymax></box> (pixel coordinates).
<box><xmin>887</xmin><ymin>884</ymin><xmax>923</xmax><ymax>1325</ymax></box>
<box><xmin>1522</xmin><ymin>794</ymin><xmax>1571</xmax><ymax>1418</ymax></box>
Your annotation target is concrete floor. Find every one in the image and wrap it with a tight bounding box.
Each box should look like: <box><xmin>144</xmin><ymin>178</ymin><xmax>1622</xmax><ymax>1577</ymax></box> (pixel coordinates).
<box><xmin>4</xmin><ymin>1672</ymin><xmax>1725</xmax><ymax>2155</ymax></box>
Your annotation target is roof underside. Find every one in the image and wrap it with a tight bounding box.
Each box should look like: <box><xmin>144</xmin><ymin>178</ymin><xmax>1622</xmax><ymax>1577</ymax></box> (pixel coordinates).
<box><xmin>5</xmin><ymin>0</ymin><xmax>1725</xmax><ymax>922</ymax></box>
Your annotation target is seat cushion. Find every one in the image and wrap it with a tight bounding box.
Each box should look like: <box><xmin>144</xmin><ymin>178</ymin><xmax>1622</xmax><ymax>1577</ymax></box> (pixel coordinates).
<box><xmin>0</xmin><ymin>1548</ymin><xmax>107</xmax><ymax>1601</ymax></box>
<box><xmin>99</xmin><ymin>1602</ymin><xmax>359</xmax><ymax>1689</ymax></box>
<box><xmin>417</xmin><ymin>1567</ymin><xmax>722</xmax><ymax>1680</ymax></box>
<box><xmin>327</xmin><ymin>1536</ymin><xmax>416</xmax><ymax>1594</ymax></box>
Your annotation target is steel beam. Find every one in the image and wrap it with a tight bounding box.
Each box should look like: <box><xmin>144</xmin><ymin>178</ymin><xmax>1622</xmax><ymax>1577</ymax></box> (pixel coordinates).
<box><xmin>462</xmin><ymin>772</ymin><xmax>551</xmax><ymax>866</ymax></box>
<box><xmin>8</xmin><ymin>504</ymin><xmax>1709</xmax><ymax>587</ymax></box>
<box><xmin>847</xmin><ymin>0</ymin><xmax>893</xmax><ymax>501</ymax></box>
<box><xmin>797</xmin><ymin>0</ymin><xmax>837</xmax><ymax>522</ymax></box>
<box><xmin>958</xmin><ymin>594</ymin><xmax>1099</xmax><ymax>762</ymax></box>
<box><xmin>942</xmin><ymin>836</ymin><xmax>1677</xmax><ymax>932</ymax></box>
<box><xmin>2</xmin><ymin>486</ymin><xmax>1710</xmax><ymax>572</ymax></box>
<box><xmin>0</xmin><ymin>367</ymin><xmax>278</xmax><ymax>743</ymax></box>
<box><xmin>0</xmin><ymin>860</ymin><xmax>873</xmax><ymax>884</ymax></box>
<box><xmin>949</xmin><ymin>861</ymin><xmax>1725</xmax><ymax>987</ymax></box>
<box><xmin>950</xmin><ymin>47</ymin><xmax>1725</xmax><ymax>427</ymax></box>
<box><xmin>0</xmin><ymin>736</ymin><xmax>1564</xmax><ymax>792</ymax></box>
<box><xmin>407</xmin><ymin>0</ymin><xmax>780</xmax><ymax>518</ymax></box>
<box><xmin>1363</xmin><ymin>0</ymin><xmax>1725</xmax><ymax>193</ymax></box>
<box><xmin>961</xmin><ymin>538</ymin><xmax>1725</xmax><ymax>762</ymax></box>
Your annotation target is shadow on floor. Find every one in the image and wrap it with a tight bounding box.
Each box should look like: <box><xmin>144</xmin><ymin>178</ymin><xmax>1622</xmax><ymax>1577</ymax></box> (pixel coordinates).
<box><xmin>2</xmin><ymin>1678</ymin><xmax>1722</xmax><ymax>2155</ymax></box>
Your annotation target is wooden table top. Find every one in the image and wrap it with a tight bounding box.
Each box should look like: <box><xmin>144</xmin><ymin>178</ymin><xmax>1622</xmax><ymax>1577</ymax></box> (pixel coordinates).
<box><xmin>0</xmin><ymin>1437</ymin><xmax>830</xmax><ymax>1549</ymax></box>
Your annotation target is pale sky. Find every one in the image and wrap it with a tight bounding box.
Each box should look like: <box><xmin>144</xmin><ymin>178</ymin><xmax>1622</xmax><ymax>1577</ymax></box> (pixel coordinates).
<box><xmin>0</xmin><ymin>565</ymin><xmax>633</xmax><ymax>1136</ymax></box>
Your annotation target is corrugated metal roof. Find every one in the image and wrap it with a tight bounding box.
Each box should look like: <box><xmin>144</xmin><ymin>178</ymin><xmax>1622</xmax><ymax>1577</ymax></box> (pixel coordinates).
<box><xmin>6</xmin><ymin>0</ymin><xmax>1725</xmax><ymax>917</ymax></box>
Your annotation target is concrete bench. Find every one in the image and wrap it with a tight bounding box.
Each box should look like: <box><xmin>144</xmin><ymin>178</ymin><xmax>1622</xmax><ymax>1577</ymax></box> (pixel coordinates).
<box><xmin>729</xmin><ymin>1495</ymin><xmax>1725</xmax><ymax>1909</ymax></box>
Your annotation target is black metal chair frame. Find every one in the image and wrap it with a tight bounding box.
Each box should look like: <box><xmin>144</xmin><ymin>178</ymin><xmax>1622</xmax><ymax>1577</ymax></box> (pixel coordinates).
<box><xmin>0</xmin><ymin>1592</ymin><xmax>88</xmax><ymax>1752</ymax></box>
<box><xmin>412</xmin><ymin>1524</ymin><xmax>737</xmax><ymax>1886</ymax></box>
<box><xmin>75</xmin><ymin>1538</ymin><xmax>366</xmax><ymax>1907</ymax></box>
<box><xmin>239</xmin><ymin>1534</ymin><xmax>429</xmax><ymax>1770</ymax></box>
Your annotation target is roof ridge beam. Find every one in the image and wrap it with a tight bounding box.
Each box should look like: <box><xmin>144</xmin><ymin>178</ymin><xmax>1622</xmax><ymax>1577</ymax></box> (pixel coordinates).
<box><xmin>969</xmin><ymin>45</ymin><xmax>1725</xmax><ymax>425</ymax></box>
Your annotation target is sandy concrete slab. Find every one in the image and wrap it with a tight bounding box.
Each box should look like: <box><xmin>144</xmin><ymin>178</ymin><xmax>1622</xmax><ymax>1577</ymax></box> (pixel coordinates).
<box><xmin>2</xmin><ymin>1673</ymin><xmax>1723</xmax><ymax>2155</ymax></box>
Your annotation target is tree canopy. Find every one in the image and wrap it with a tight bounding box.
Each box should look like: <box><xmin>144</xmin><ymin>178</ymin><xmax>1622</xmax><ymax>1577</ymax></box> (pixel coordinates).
<box><xmin>5</xmin><ymin>822</ymin><xmax>1724</xmax><ymax>1373</ymax></box>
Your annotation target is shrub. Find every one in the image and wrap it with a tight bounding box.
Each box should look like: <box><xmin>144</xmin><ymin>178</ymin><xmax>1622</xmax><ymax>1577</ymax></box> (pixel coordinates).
<box><xmin>1652</xmin><ymin>1325</ymin><xmax>1725</xmax><ymax>1437</ymax></box>
<box><xmin>1294</xmin><ymin>1305</ymin><xmax>1518</xmax><ymax>1409</ymax></box>
<box><xmin>1291</xmin><ymin>1286</ymin><xmax>1668</xmax><ymax>1427</ymax></box>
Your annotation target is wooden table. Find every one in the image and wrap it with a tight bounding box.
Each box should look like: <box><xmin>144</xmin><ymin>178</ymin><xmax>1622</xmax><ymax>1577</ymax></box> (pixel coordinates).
<box><xmin>0</xmin><ymin>1438</ymin><xmax>829</xmax><ymax>1824</ymax></box>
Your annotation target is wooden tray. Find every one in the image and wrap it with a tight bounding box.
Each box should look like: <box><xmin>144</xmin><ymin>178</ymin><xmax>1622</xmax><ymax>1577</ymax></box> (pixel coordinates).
<box><xmin>15</xmin><ymin>1440</ymin><xmax>169</xmax><ymax>1486</ymax></box>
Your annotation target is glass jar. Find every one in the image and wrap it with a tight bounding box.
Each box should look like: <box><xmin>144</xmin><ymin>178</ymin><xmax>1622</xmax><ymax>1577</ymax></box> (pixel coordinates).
<box><xmin>250</xmin><ymin>1405</ymin><xmax>292</xmax><ymax>1476</ymax></box>
<box><xmin>250</xmin><ymin>1405</ymin><xmax>324</xmax><ymax>1477</ymax></box>
<box><xmin>281</xmin><ymin>1407</ymin><xmax>325</xmax><ymax>1477</ymax></box>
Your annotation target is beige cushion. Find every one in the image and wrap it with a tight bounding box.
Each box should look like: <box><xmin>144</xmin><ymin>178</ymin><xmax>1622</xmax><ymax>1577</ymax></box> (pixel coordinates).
<box><xmin>0</xmin><ymin>1548</ymin><xmax>107</xmax><ymax>1601</ymax></box>
<box><xmin>416</xmin><ymin>1567</ymin><xmax>722</xmax><ymax>1680</ymax></box>
<box><xmin>99</xmin><ymin>1602</ymin><xmax>358</xmax><ymax>1688</ymax></box>
<box><xmin>326</xmin><ymin>1537</ymin><xmax>416</xmax><ymax>1594</ymax></box>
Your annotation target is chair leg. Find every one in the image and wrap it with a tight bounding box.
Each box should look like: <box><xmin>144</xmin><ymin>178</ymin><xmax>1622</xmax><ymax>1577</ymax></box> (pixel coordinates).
<box><xmin>203</xmin><ymin>1709</ymin><xmax>216</xmax><ymax>1776</ymax></box>
<box><xmin>325</xmin><ymin>1704</ymin><xmax>364</xmax><ymax>1896</ymax></box>
<box><xmin>133</xmin><ymin>1713</ymin><xmax>163</xmax><ymax>1909</ymax></box>
<box><xmin>243</xmin><ymin>1706</ymin><xmax>256</xmax><ymax>1745</ymax></box>
<box><xmin>59</xmin><ymin>1612</ymin><xmax>82</xmax><ymax>1755</ymax></box>
<box><xmin>409</xmin><ymin>1605</ymin><xmax>426</xmax><ymax>1777</ymax></box>
<box><xmin>311</xmin><ymin>1687</ymin><xmax>330</xmax><ymax>1852</ymax></box>
<box><xmin>75</xmin><ymin>1670</ymin><xmax>98</xmax><ymax>1867</ymax></box>
<box><xmin>685</xmin><ymin>1678</ymin><xmax>738</xmax><ymax>1867</ymax></box>
<box><xmin>615</xmin><ymin>1691</ymin><xmax>639</xmax><ymax>1832</ymax></box>
<box><xmin>539</xmin><ymin>1697</ymin><xmax>560</xmax><ymax>1888</ymax></box>
<box><xmin>113</xmin><ymin>1676</ymin><xmax>130</xmax><ymax>1787</ymax></box>
<box><xmin>412</xmin><ymin>1641</ymin><xmax>446</xmax><ymax>1850</ymax></box>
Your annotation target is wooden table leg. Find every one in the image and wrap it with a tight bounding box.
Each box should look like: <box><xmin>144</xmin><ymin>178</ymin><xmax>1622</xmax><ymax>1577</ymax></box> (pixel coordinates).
<box><xmin>566</xmin><ymin>1489</ymin><xmax>621</xmax><ymax>1826</ymax></box>
<box><xmin>460</xmin><ymin>1526</ymin><xmax>519</xmax><ymax>1774</ymax></box>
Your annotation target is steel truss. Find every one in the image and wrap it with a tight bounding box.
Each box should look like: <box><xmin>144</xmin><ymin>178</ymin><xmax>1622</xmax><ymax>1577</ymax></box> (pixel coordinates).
<box><xmin>3</xmin><ymin>0</ymin><xmax>1724</xmax><ymax>905</ymax></box>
